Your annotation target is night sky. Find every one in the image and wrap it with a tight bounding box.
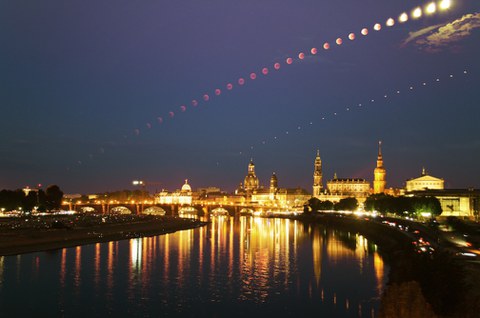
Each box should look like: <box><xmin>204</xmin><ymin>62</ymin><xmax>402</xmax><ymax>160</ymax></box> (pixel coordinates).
<box><xmin>1</xmin><ymin>1</ymin><xmax>479</xmax><ymax>194</ymax></box>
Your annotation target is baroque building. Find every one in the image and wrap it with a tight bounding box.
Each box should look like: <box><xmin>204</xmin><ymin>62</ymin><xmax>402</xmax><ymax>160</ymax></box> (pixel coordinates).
<box><xmin>373</xmin><ymin>141</ymin><xmax>386</xmax><ymax>194</ymax></box>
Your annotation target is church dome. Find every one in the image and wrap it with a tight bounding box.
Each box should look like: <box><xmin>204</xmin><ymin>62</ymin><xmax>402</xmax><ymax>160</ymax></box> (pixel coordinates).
<box><xmin>181</xmin><ymin>179</ymin><xmax>191</xmax><ymax>192</ymax></box>
<box><xmin>244</xmin><ymin>174</ymin><xmax>259</xmax><ymax>191</ymax></box>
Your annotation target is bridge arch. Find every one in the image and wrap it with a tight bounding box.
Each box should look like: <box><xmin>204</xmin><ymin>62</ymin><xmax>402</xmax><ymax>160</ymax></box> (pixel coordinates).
<box><xmin>179</xmin><ymin>206</ymin><xmax>199</xmax><ymax>216</ymax></box>
<box><xmin>143</xmin><ymin>206</ymin><xmax>166</xmax><ymax>216</ymax></box>
<box><xmin>79</xmin><ymin>206</ymin><xmax>100</xmax><ymax>214</ymax></box>
<box><xmin>211</xmin><ymin>207</ymin><xmax>229</xmax><ymax>216</ymax></box>
<box><xmin>110</xmin><ymin>206</ymin><xmax>133</xmax><ymax>214</ymax></box>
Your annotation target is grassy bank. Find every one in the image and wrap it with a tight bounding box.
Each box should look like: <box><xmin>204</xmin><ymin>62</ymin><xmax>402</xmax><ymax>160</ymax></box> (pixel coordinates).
<box><xmin>0</xmin><ymin>214</ymin><xmax>207</xmax><ymax>256</ymax></box>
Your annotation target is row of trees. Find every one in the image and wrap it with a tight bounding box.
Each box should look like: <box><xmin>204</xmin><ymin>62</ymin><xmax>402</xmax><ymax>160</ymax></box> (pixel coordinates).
<box><xmin>0</xmin><ymin>185</ymin><xmax>63</xmax><ymax>212</ymax></box>
<box><xmin>307</xmin><ymin>194</ymin><xmax>442</xmax><ymax>217</ymax></box>
<box><xmin>365</xmin><ymin>194</ymin><xmax>442</xmax><ymax>216</ymax></box>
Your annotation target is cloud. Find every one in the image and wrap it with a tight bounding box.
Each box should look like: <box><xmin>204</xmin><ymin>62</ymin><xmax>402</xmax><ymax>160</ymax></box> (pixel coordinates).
<box><xmin>402</xmin><ymin>13</ymin><xmax>480</xmax><ymax>53</ymax></box>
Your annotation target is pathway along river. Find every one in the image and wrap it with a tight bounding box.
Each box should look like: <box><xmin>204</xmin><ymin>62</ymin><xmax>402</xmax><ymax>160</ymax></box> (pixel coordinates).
<box><xmin>0</xmin><ymin>216</ymin><xmax>388</xmax><ymax>317</ymax></box>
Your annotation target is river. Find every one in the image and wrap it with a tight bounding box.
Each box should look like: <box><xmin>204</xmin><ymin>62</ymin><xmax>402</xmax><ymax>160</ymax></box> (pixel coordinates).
<box><xmin>0</xmin><ymin>216</ymin><xmax>388</xmax><ymax>317</ymax></box>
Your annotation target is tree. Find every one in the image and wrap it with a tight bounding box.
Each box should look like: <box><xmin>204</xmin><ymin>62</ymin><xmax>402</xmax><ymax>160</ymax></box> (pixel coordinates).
<box><xmin>411</xmin><ymin>196</ymin><xmax>442</xmax><ymax>217</ymax></box>
<box><xmin>45</xmin><ymin>185</ymin><xmax>64</xmax><ymax>211</ymax></box>
<box><xmin>307</xmin><ymin>197</ymin><xmax>334</xmax><ymax>212</ymax></box>
<box><xmin>334</xmin><ymin>197</ymin><xmax>358</xmax><ymax>211</ymax></box>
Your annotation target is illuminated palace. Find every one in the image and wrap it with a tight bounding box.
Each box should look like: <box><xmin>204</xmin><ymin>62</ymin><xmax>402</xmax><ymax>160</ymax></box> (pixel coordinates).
<box><xmin>237</xmin><ymin>159</ymin><xmax>310</xmax><ymax>209</ymax></box>
<box><xmin>155</xmin><ymin>180</ymin><xmax>193</xmax><ymax>205</ymax></box>
<box><xmin>313</xmin><ymin>142</ymin><xmax>385</xmax><ymax>204</ymax></box>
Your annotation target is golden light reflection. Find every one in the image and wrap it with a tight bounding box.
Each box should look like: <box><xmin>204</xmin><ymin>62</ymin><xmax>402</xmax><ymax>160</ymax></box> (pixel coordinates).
<box><xmin>60</xmin><ymin>248</ymin><xmax>66</xmax><ymax>288</ymax></box>
<box><xmin>130</xmin><ymin>238</ymin><xmax>142</xmax><ymax>272</ymax></box>
<box><xmin>0</xmin><ymin>256</ymin><xmax>4</xmax><ymax>289</ymax></box>
<box><xmin>107</xmin><ymin>241</ymin><xmax>115</xmax><ymax>292</ymax></box>
<box><xmin>94</xmin><ymin>243</ymin><xmax>101</xmax><ymax>287</ymax></box>
<box><xmin>373</xmin><ymin>251</ymin><xmax>385</xmax><ymax>294</ymax></box>
<box><xmin>74</xmin><ymin>246</ymin><xmax>81</xmax><ymax>289</ymax></box>
<box><xmin>312</xmin><ymin>227</ymin><xmax>322</xmax><ymax>286</ymax></box>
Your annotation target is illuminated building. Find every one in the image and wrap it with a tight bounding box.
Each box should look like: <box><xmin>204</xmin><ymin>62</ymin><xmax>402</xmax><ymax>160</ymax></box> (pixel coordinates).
<box><xmin>373</xmin><ymin>141</ymin><xmax>386</xmax><ymax>194</ymax></box>
<box><xmin>327</xmin><ymin>174</ymin><xmax>370</xmax><ymax>197</ymax></box>
<box><xmin>313</xmin><ymin>150</ymin><xmax>323</xmax><ymax>196</ymax></box>
<box><xmin>251</xmin><ymin>172</ymin><xmax>310</xmax><ymax>208</ymax></box>
<box><xmin>405</xmin><ymin>168</ymin><xmax>444</xmax><ymax>191</ymax></box>
<box><xmin>155</xmin><ymin>179</ymin><xmax>192</xmax><ymax>205</ymax></box>
<box><xmin>243</xmin><ymin>159</ymin><xmax>259</xmax><ymax>194</ymax></box>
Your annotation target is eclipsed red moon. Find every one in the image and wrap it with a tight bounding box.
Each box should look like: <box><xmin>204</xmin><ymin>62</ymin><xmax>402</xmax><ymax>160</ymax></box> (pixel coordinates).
<box><xmin>298</xmin><ymin>52</ymin><xmax>305</xmax><ymax>60</ymax></box>
<box><xmin>311</xmin><ymin>47</ymin><xmax>318</xmax><ymax>55</ymax></box>
<box><xmin>215</xmin><ymin>89</ymin><xmax>221</xmax><ymax>95</ymax></box>
<box><xmin>192</xmin><ymin>99</ymin><xmax>198</xmax><ymax>107</ymax></box>
<box><xmin>203</xmin><ymin>94</ymin><xmax>209</xmax><ymax>101</ymax></box>
<box><xmin>238</xmin><ymin>78</ymin><xmax>245</xmax><ymax>85</ymax></box>
<box><xmin>274</xmin><ymin>62</ymin><xmax>281</xmax><ymax>70</ymax></box>
<box><xmin>262</xmin><ymin>67</ymin><xmax>268</xmax><ymax>75</ymax></box>
<box><xmin>286</xmin><ymin>57</ymin><xmax>293</xmax><ymax>64</ymax></box>
<box><xmin>250</xmin><ymin>73</ymin><xmax>257</xmax><ymax>80</ymax></box>
<box><xmin>180</xmin><ymin>105</ymin><xmax>186</xmax><ymax>112</ymax></box>
<box><xmin>336</xmin><ymin>38</ymin><xmax>343</xmax><ymax>45</ymax></box>
<box><xmin>323</xmin><ymin>42</ymin><xmax>330</xmax><ymax>50</ymax></box>
<box><xmin>226</xmin><ymin>83</ymin><xmax>233</xmax><ymax>90</ymax></box>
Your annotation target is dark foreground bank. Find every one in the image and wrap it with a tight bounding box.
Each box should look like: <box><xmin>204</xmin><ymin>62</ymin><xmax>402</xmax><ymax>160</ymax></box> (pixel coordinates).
<box><xmin>293</xmin><ymin>213</ymin><xmax>480</xmax><ymax>318</ymax></box>
<box><xmin>0</xmin><ymin>214</ymin><xmax>207</xmax><ymax>256</ymax></box>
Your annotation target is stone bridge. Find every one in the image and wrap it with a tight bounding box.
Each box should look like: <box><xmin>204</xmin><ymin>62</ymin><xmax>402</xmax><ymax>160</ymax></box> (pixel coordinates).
<box><xmin>62</xmin><ymin>202</ymin><xmax>257</xmax><ymax>216</ymax></box>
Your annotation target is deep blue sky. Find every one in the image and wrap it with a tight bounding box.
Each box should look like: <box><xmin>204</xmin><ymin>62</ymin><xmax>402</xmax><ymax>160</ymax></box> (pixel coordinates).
<box><xmin>1</xmin><ymin>1</ymin><xmax>479</xmax><ymax>194</ymax></box>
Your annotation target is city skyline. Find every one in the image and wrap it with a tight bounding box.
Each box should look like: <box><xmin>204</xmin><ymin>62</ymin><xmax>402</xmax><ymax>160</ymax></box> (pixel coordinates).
<box><xmin>1</xmin><ymin>1</ymin><xmax>479</xmax><ymax>193</ymax></box>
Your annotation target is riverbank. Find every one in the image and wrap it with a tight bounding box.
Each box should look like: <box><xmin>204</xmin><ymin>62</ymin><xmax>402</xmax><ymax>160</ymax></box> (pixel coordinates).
<box><xmin>293</xmin><ymin>213</ymin><xmax>480</xmax><ymax>318</ymax></box>
<box><xmin>0</xmin><ymin>214</ymin><xmax>207</xmax><ymax>256</ymax></box>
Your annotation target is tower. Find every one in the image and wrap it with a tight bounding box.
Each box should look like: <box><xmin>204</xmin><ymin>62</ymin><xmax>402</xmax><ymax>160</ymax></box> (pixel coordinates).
<box><xmin>373</xmin><ymin>141</ymin><xmax>386</xmax><ymax>194</ymax></box>
<box><xmin>243</xmin><ymin>159</ymin><xmax>259</xmax><ymax>193</ymax></box>
<box><xmin>313</xmin><ymin>150</ymin><xmax>323</xmax><ymax>196</ymax></box>
<box><xmin>269</xmin><ymin>172</ymin><xmax>278</xmax><ymax>200</ymax></box>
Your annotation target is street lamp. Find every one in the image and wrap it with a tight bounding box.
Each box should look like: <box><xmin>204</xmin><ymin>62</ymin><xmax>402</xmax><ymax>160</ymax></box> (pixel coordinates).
<box><xmin>132</xmin><ymin>180</ymin><xmax>146</xmax><ymax>214</ymax></box>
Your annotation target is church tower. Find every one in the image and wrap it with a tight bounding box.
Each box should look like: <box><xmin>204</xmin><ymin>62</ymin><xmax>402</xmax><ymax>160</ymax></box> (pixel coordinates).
<box><xmin>373</xmin><ymin>141</ymin><xmax>386</xmax><ymax>194</ymax></box>
<box><xmin>269</xmin><ymin>172</ymin><xmax>278</xmax><ymax>201</ymax></box>
<box><xmin>313</xmin><ymin>150</ymin><xmax>323</xmax><ymax>196</ymax></box>
<box><xmin>244</xmin><ymin>159</ymin><xmax>259</xmax><ymax>193</ymax></box>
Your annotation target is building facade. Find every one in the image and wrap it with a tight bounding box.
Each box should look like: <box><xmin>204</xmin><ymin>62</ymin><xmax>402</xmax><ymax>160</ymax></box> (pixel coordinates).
<box><xmin>155</xmin><ymin>180</ymin><xmax>193</xmax><ymax>205</ymax></box>
<box><xmin>405</xmin><ymin>168</ymin><xmax>444</xmax><ymax>192</ymax></box>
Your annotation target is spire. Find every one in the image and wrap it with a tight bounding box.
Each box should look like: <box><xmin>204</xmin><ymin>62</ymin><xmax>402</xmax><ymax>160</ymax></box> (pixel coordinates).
<box><xmin>316</xmin><ymin>149</ymin><xmax>320</xmax><ymax>157</ymax></box>
<box><xmin>422</xmin><ymin>167</ymin><xmax>426</xmax><ymax>176</ymax></box>
<box><xmin>376</xmin><ymin>141</ymin><xmax>383</xmax><ymax>168</ymax></box>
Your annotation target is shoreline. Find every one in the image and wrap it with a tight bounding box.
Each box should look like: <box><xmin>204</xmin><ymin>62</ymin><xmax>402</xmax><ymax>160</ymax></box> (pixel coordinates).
<box><xmin>0</xmin><ymin>215</ymin><xmax>207</xmax><ymax>256</ymax></box>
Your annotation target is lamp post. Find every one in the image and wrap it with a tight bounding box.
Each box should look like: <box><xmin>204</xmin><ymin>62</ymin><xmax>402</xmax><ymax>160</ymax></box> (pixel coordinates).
<box><xmin>132</xmin><ymin>180</ymin><xmax>146</xmax><ymax>214</ymax></box>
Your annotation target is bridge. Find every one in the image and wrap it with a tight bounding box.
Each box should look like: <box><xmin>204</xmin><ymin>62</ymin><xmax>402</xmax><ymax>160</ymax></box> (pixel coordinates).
<box><xmin>61</xmin><ymin>201</ymin><xmax>261</xmax><ymax>216</ymax></box>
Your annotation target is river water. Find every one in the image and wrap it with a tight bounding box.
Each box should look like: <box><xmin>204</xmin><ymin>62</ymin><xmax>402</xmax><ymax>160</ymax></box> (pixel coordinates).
<box><xmin>0</xmin><ymin>216</ymin><xmax>388</xmax><ymax>317</ymax></box>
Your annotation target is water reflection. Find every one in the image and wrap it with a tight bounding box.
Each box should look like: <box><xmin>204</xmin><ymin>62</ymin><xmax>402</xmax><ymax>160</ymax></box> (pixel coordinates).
<box><xmin>0</xmin><ymin>216</ymin><xmax>388</xmax><ymax>317</ymax></box>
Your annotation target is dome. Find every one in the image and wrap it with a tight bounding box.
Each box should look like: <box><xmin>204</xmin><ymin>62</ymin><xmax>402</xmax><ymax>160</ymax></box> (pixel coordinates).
<box><xmin>181</xmin><ymin>179</ymin><xmax>191</xmax><ymax>192</ymax></box>
<box><xmin>244</xmin><ymin>175</ymin><xmax>259</xmax><ymax>191</ymax></box>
